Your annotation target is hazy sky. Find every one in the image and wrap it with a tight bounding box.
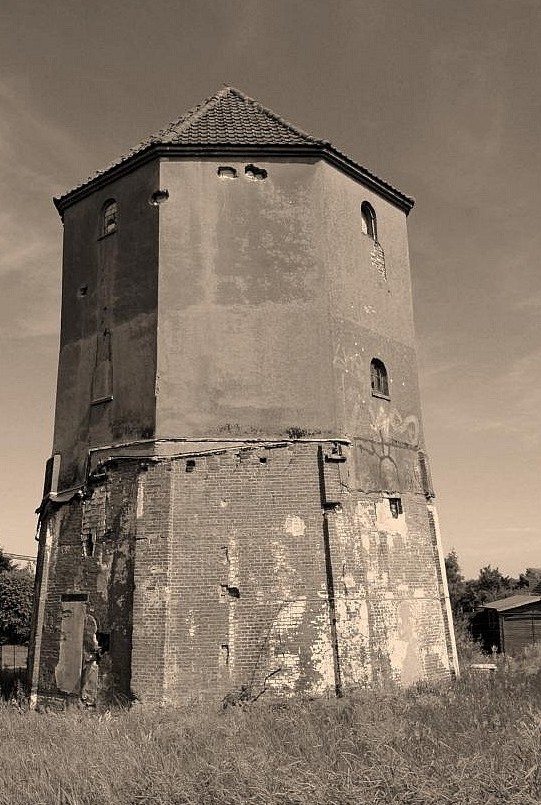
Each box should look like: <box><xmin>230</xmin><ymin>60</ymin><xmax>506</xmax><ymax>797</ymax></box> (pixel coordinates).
<box><xmin>0</xmin><ymin>0</ymin><xmax>540</xmax><ymax>577</ymax></box>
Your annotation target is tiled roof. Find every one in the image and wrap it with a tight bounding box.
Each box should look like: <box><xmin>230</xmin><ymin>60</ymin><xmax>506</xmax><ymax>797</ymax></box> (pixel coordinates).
<box><xmin>144</xmin><ymin>86</ymin><xmax>322</xmax><ymax>147</ymax></box>
<box><xmin>482</xmin><ymin>594</ymin><xmax>541</xmax><ymax>612</ymax></box>
<box><xmin>55</xmin><ymin>86</ymin><xmax>413</xmax><ymax>212</ymax></box>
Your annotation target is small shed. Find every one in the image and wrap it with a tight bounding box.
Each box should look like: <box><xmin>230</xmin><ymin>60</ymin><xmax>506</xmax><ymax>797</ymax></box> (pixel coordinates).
<box><xmin>472</xmin><ymin>595</ymin><xmax>541</xmax><ymax>655</ymax></box>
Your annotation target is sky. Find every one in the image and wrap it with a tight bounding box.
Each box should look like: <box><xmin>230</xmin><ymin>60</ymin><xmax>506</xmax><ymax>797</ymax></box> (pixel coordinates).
<box><xmin>0</xmin><ymin>0</ymin><xmax>540</xmax><ymax>578</ymax></box>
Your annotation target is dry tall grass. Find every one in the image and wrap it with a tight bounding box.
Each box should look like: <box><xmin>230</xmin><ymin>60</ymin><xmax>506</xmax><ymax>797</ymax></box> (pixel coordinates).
<box><xmin>1</xmin><ymin>657</ymin><xmax>540</xmax><ymax>804</ymax></box>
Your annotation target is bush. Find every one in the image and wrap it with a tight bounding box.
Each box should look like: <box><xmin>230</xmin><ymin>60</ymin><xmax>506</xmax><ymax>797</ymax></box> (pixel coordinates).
<box><xmin>0</xmin><ymin>667</ymin><xmax>27</xmax><ymax>703</ymax></box>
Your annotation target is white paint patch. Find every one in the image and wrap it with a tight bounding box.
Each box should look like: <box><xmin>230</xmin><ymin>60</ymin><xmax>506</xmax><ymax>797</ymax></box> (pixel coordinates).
<box><xmin>341</xmin><ymin>573</ymin><xmax>356</xmax><ymax>592</ymax></box>
<box><xmin>136</xmin><ymin>478</ymin><xmax>144</xmax><ymax>519</ymax></box>
<box><xmin>355</xmin><ymin>500</ymin><xmax>376</xmax><ymax>531</ymax></box>
<box><xmin>186</xmin><ymin>609</ymin><xmax>196</xmax><ymax>639</ymax></box>
<box><xmin>284</xmin><ymin>515</ymin><xmax>306</xmax><ymax>537</ymax></box>
<box><xmin>334</xmin><ymin>597</ymin><xmax>371</xmax><ymax>686</ymax></box>
<box><xmin>375</xmin><ymin>499</ymin><xmax>407</xmax><ymax>536</ymax></box>
<box><xmin>270</xmin><ymin>541</ymin><xmax>298</xmax><ymax>599</ymax></box>
<box><xmin>308</xmin><ymin>603</ymin><xmax>336</xmax><ymax>693</ymax></box>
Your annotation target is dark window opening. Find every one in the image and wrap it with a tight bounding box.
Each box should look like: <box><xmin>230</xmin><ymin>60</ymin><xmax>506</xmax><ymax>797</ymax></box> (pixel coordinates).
<box><xmin>220</xmin><ymin>644</ymin><xmax>230</xmax><ymax>666</ymax></box>
<box><xmin>102</xmin><ymin>200</ymin><xmax>118</xmax><ymax>236</ymax></box>
<box><xmin>389</xmin><ymin>497</ymin><xmax>403</xmax><ymax>518</ymax></box>
<box><xmin>217</xmin><ymin>166</ymin><xmax>237</xmax><ymax>179</ymax></box>
<box><xmin>96</xmin><ymin>632</ymin><xmax>110</xmax><ymax>655</ymax></box>
<box><xmin>84</xmin><ymin>533</ymin><xmax>95</xmax><ymax>558</ymax></box>
<box><xmin>361</xmin><ymin>201</ymin><xmax>377</xmax><ymax>240</ymax></box>
<box><xmin>370</xmin><ymin>358</ymin><xmax>389</xmax><ymax>397</ymax></box>
<box><xmin>245</xmin><ymin>164</ymin><xmax>267</xmax><ymax>180</ymax></box>
<box><xmin>186</xmin><ymin>459</ymin><xmax>196</xmax><ymax>473</ymax></box>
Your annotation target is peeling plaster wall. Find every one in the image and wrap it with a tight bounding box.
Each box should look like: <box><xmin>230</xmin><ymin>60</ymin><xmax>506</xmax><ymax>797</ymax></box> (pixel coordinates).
<box><xmin>33</xmin><ymin>151</ymin><xmax>457</xmax><ymax>706</ymax></box>
<box><xmin>35</xmin><ymin>443</ymin><xmax>453</xmax><ymax>706</ymax></box>
<box><xmin>131</xmin><ymin>442</ymin><xmax>451</xmax><ymax>705</ymax></box>
<box><xmin>131</xmin><ymin>445</ymin><xmax>335</xmax><ymax>703</ymax></box>
<box><xmin>35</xmin><ymin>468</ymin><xmax>138</xmax><ymax>706</ymax></box>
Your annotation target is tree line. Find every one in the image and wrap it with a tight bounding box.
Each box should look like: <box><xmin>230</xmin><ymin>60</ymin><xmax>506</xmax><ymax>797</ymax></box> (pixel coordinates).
<box><xmin>0</xmin><ymin>547</ymin><xmax>34</xmax><ymax>645</ymax></box>
<box><xmin>444</xmin><ymin>549</ymin><xmax>541</xmax><ymax>618</ymax></box>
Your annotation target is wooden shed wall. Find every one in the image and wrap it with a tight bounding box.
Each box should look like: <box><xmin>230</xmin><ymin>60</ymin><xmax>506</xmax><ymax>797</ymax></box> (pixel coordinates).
<box><xmin>502</xmin><ymin>612</ymin><xmax>541</xmax><ymax>655</ymax></box>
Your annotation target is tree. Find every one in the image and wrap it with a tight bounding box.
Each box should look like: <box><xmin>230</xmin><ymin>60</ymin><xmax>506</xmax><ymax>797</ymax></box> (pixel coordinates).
<box><xmin>0</xmin><ymin>566</ymin><xmax>34</xmax><ymax>645</ymax></box>
<box><xmin>474</xmin><ymin>565</ymin><xmax>517</xmax><ymax>605</ymax></box>
<box><xmin>0</xmin><ymin>548</ymin><xmax>13</xmax><ymax>573</ymax></box>
<box><xmin>517</xmin><ymin>567</ymin><xmax>541</xmax><ymax>591</ymax></box>
<box><xmin>444</xmin><ymin>550</ymin><xmax>466</xmax><ymax>616</ymax></box>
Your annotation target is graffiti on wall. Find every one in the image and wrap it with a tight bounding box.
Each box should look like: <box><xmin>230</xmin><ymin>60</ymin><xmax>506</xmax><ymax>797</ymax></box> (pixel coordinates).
<box><xmin>332</xmin><ymin>339</ymin><xmax>419</xmax><ymax>447</ymax></box>
<box><xmin>369</xmin><ymin>404</ymin><xmax>419</xmax><ymax>446</ymax></box>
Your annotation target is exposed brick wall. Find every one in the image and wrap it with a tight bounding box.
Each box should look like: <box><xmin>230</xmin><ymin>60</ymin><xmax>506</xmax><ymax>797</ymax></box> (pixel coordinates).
<box><xmin>34</xmin><ymin>442</ymin><xmax>454</xmax><ymax>706</ymax></box>
<box><xmin>35</xmin><ymin>466</ymin><xmax>138</xmax><ymax>706</ymax></box>
<box><xmin>133</xmin><ymin>445</ymin><xmax>334</xmax><ymax>704</ymax></box>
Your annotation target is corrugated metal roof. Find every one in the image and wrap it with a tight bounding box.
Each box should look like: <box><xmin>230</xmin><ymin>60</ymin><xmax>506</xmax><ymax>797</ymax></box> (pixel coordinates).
<box><xmin>483</xmin><ymin>594</ymin><xmax>541</xmax><ymax>612</ymax></box>
<box><xmin>55</xmin><ymin>86</ymin><xmax>414</xmax><ymax>212</ymax></box>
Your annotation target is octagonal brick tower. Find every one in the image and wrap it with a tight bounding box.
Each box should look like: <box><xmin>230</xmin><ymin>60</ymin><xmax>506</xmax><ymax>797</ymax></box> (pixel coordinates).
<box><xmin>28</xmin><ymin>87</ymin><xmax>458</xmax><ymax>708</ymax></box>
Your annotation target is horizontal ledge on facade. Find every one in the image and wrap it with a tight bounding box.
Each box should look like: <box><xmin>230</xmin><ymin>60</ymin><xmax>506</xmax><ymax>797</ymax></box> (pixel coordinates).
<box><xmin>54</xmin><ymin>143</ymin><xmax>414</xmax><ymax>217</ymax></box>
<box><xmin>90</xmin><ymin>395</ymin><xmax>113</xmax><ymax>406</ymax></box>
<box><xmin>88</xmin><ymin>435</ymin><xmax>352</xmax><ymax>453</ymax></box>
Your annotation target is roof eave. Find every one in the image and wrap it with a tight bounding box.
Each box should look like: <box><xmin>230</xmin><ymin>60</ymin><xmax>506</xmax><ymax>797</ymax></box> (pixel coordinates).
<box><xmin>53</xmin><ymin>142</ymin><xmax>415</xmax><ymax>217</ymax></box>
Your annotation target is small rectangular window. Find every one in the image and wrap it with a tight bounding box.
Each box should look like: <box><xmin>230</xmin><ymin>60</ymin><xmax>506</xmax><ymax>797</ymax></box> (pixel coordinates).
<box><xmin>389</xmin><ymin>498</ymin><xmax>403</xmax><ymax>518</ymax></box>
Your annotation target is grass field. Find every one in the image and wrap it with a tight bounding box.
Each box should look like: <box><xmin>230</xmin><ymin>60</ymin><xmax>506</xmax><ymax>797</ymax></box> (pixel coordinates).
<box><xmin>1</xmin><ymin>649</ymin><xmax>540</xmax><ymax>805</ymax></box>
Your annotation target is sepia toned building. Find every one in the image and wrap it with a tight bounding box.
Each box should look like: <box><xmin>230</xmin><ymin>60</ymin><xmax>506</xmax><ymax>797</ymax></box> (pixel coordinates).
<box><xmin>28</xmin><ymin>87</ymin><xmax>458</xmax><ymax>707</ymax></box>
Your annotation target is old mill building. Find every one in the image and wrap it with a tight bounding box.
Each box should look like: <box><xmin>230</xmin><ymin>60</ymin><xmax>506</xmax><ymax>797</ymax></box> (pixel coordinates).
<box><xmin>28</xmin><ymin>87</ymin><xmax>458</xmax><ymax>707</ymax></box>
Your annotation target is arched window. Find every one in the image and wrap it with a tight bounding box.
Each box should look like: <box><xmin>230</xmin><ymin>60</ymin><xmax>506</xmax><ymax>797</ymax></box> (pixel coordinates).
<box><xmin>102</xmin><ymin>200</ymin><xmax>118</xmax><ymax>236</ymax></box>
<box><xmin>361</xmin><ymin>201</ymin><xmax>377</xmax><ymax>240</ymax></box>
<box><xmin>370</xmin><ymin>358</ymin><xmax>389</xmax><ymax>397</ymax></box>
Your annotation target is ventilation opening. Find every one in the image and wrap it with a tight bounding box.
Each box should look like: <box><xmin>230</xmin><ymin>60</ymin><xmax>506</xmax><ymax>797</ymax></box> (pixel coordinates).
<box><xmin>245</xmin><ymin>164</ymin><xmax>267</xmax><ymax>180</ymax></box>
<box><xmin>78</xmin><ymin>285</ymin><xmax>88</xmax><ymax>297</ymax></box>
<box><xmin>186</xmin><ymin>459</ymin><xmax>196</xmax><ymax>473</ymax></box>
<box><xmin>221</xmin><ymin>584</ymin><xmax>240</xmax><ymax>599</ymax></box>
<box><xmin>217</xmin><ymin>166</ymin><xmax>237</xmax><ymax>179</ymax></box>
<box><xmin>323</xmin><ymin>501</ymin><xmax>342</xmax><ymax>512</ymax></box>
<box><xmin>149</xmin><ymin>189</ymin><xmax>169</xmax><ymax>205</ymax></box>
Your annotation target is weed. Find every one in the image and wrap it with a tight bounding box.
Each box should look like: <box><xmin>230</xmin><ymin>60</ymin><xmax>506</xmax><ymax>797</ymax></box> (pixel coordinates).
<box><xmin>0</xmin><ymin>659</ymin><xmax>540</xmax><ymax>804</ymax></box>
